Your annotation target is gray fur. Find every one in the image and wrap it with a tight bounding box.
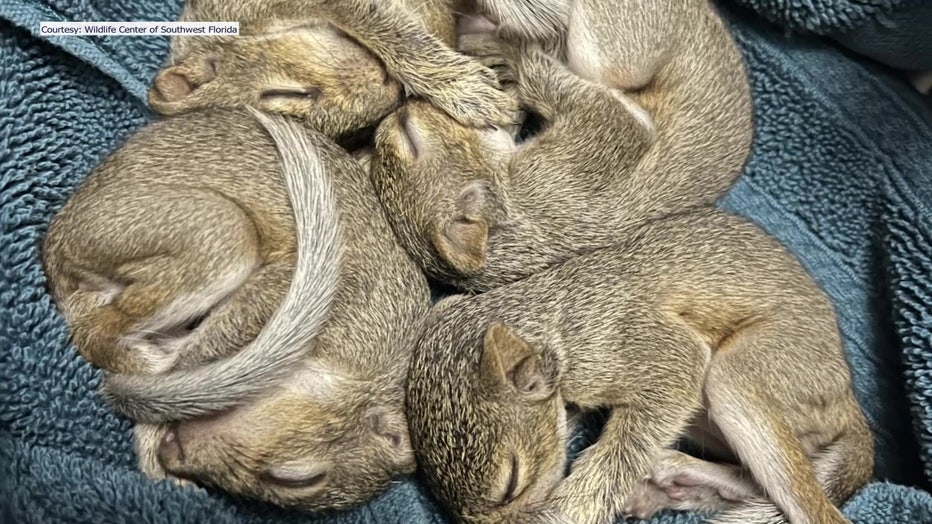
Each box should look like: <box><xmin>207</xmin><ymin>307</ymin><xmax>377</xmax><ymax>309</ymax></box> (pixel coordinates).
<box><xmin>100</xmin><ymin>109</ymin><xmax>341</xmax><ymax>423</ymax></box>
<box><xmin>152</xmin><ymin>0</ymin><xmax>517</xmax><ymax>136</ymax></box>
<box><xmin>407</xmin><ymin>208</ymin><xmax>873</xmax><ymax>524</ymax></box>
<box><xmin>371</xmin><ymin>0</ymin><xmax>754</xmax><ymax>292</ymax></box>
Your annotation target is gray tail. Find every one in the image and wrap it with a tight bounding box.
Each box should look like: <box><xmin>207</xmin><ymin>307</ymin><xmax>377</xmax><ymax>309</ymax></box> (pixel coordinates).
<box><xmin>100</xmin><ymin>109</ymin><xmax>342</xmax><ymax>424</ymax></box>
<box><xmin>708</xmin><ymin>499</ymin><xmax>788</xmax><ymax>524</ymax></box>
<box><xmin>475</xmin><ymin>0</ymin><xmax>568</xmax><ymax>41</ymax></box>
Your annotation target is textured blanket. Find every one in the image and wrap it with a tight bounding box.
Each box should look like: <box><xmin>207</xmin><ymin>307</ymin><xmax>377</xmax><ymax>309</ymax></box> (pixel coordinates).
<box><xmin>728</xmin><ymin>0</ymin><xmax>932</xmax><ymax>71</ymax></box>
<box><xmin>1</xmin><ymin>0</ymin><xmax>930</xmax><ymax>523</ymax></box>
<box><xmin>726</xmin><ymin>0</ymin><xmax>912</xmax><ymax>33</ymax></box>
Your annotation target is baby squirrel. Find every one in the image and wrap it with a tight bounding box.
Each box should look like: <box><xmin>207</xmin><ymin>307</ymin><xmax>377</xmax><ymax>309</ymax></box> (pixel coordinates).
<box><xmin>43</xmin><ymin>108</ymin><xmax>340</xmax><ymax>413</ymax></box>
<box><xmin>407</xmin><ymin>208</ymin><xmax>873</xmax><ymax>524</ymax></box>
<box><xmin>150</xmin><ymin>0</ymin><xmax>519</xmax><ymax>140</ymax></box>
<box><xmin>371</xmin><ymin>0</ymin><xmax>753</xmax><ymax>292</ymax></box>
<box><xmin>45</xmin><ymin>108</ymin><xmax>431</xmax><ymax>510</ymax></box>
<box><xmin>147</xmin><ymin>114</ymin><xmax>430</xmax><ymax>512</ymax></box>
<box><xmin>130</xmin><ymin>107</ymin><xmax>339</xmax><ymax>487</ymax></box>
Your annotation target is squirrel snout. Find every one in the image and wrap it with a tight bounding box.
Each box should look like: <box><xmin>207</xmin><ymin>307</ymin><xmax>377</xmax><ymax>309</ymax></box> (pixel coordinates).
<box><xmin>149</xmin><ymin>69</ymin><xmax>194</xmax><ymax>109</ymax></box>
<box><xmin>158</xmin><ymin>425</ymin><xmax>185</xmax><ymax>466</ymax></box>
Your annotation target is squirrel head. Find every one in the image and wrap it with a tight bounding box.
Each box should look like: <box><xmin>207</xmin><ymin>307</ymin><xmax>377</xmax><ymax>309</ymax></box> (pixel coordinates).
<box><xmin>371</xmin><ymin>99</ymin><xmax>518</xmax><ymax>284</ymax></box>
<box><xmin>407</xmin><ymin>308</ymin><xmax>568</xmax><ymax>522</ymax></box>
<box><xmin>158</xmin><ymin>363</ymin><xmax>414</xmax><ymax>512</ymax></box>
<box><xmin>150</xmin><ymin>25</ymin><xmax>402</xmax><ymax>141</ymax></box>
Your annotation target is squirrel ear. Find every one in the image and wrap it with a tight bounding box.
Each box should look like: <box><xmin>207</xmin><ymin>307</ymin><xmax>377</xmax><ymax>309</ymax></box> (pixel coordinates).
<box><xmin>431</xmin><ymin>181</ymin><xmax>495</xmax><ymax>275</ymax></box>
<box><xmin>480</xmin><ymin>323</ymin><xmax>556</xmax><ymax>401</ymax></box>
<box><xmin>433</xmin><ymin>217</ymin><xmax>488</xmax><ymax>274</ymax></box>
<box><xmin>151</xmin><ymin>66</ymin><xmax>195</xmax><ymax>102</ymax></box>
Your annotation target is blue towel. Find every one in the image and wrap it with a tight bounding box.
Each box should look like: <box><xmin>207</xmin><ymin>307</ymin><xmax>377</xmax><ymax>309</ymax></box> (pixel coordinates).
<box><xmin>725</xmin><ymin>0</ymin><xmax>911</xmax><ymax>34</ymax></box>
<box><xmin>1</xmin><ymin>1</ymin><xmax>930</xmax><ymax>523</ymax></box>
<box><xmin>831</xmin><ymin>2</ymin><xmax>932</xmax><ymax>71</ymax></box>
<box><xmin>728</xmin><ymin>0</ymin><xmax>932</xmax><ymax>71</ymax></box>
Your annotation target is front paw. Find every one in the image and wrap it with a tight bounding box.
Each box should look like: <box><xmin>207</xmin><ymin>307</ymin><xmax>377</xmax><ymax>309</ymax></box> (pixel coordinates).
<box><xmin>160</xmin><ymin>472</ymin><xmax>201</xmax><ymax>490</ymax></box>
<box><xmin>457</xmin><ymin>33</ymin><xmax>520</xmax><ymax>87</ymax></box>
<box><xmin>422</xmin><ymin>57</ymin><xmax>519</xmax><ymax>128</ymax></box>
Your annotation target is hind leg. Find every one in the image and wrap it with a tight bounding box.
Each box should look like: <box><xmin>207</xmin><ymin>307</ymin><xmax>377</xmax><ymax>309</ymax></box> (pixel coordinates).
<box><xmin>704</xmin><ymin>325</ymin><xmax>852</xmax><ymax>524</ymax></box>
<box><xmin>68</xmin><ymin>254</ymin><xmax>241</xmax><ymax>375</ymax></box>
<box><xmin>539</xmin><ymin>321</ymin><xmax>709</xmax><ymax>524</ymax></box>
<box><xmin>507</xmin><ymin>47</ymin><xmax>653</xmax><ymax>190</ymax></box>
<box><xmin>167</xmin><ymin>260</ymin><xmax>293</xmax><ymax>369</ymax></box>
<box><xmin>564</xmin><ymin>0</ymin><xmax>674</xmax><ymax>90</ymax></box>
<box><xmin>55</xmin><ymin>187</ymin><xmax>262</xmax><ymax>374</ymax></box>
<box><xmin>112</xmin><ymin>250</ymin><xmax>260</xmax><ymax>374</ymax></box>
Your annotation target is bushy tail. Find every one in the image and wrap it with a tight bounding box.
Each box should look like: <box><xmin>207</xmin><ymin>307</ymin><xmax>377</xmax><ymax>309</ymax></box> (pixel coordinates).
<box><xmin>100</xmin><ymin>109</ymin><xmax>342</xmax><ymax>423</ymax></box>
<box><xmin>473</xmin><ymin>0</ymin><xmax>568</xmax><ymax>41</ymax></box>
<box><xmin>708</xmin><ymin>498</ymin><xmax>787</xmax><ymax>524</ymax></box>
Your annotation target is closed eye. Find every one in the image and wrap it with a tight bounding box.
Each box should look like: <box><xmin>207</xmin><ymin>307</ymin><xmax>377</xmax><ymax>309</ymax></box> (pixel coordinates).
<box><xmin>259</xmin><ymin>87</ymin><xmax>322</xmax><ymax>101</ymax></box>
<box><xmin>501</xmin><ymin>452</ymin><xmax>522</xmax><ymax>505</ymax></box>
<box><xmin>260</xmin><ymin>470</ymin><xmax>328</xmax><ymax>490</ymax></box>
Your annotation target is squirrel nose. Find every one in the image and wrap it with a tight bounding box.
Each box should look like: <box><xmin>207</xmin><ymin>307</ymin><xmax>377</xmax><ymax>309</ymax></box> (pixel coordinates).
<box><xmin>158</xmin><ymin>424</ymin><xmax>185</xmax><ymax>466</ymax></box>
<box><xmin>150</xmin><ymin>69</ymin><xmax>193</xmax><ymax>105</ymax></box>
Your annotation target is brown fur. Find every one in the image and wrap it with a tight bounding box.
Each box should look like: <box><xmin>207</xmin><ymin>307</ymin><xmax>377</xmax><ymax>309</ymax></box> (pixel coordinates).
<box><xmin>42</xmin><ymin>109</ymin><xmax>430</xmax><ymax>510</ymax></box>
<box><xmin>43</xmin><ymin>110</ymin><xmax>303</xmax><ymax>376</ymax></box>
<box><xmin>407</xmin><ymin>208</ymin><xmax>874</xmax><ymax>524</ymax></box>
<box><xmin>371</xmin><ymin>0</ymin><xmax>753</xmax><ymax>292</ymax></box>
<box><xmin>150</xmin><ymin>0</ymin><xmax>519</xmax><ymax>139</ymax></box>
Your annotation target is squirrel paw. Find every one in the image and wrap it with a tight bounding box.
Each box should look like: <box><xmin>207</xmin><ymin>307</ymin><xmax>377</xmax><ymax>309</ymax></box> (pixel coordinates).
<box><xmin>134</xmin><ymin>423</ymin><xmax>204</xmax><ymax>491</ymax></box>
<box><xmin>622</xmin><ymin>479</ymin><xmax>728</xmax><ymax>521</ymax></box>
<box><xmin>420</xmin><ymin>57</ymin><xmax>519</xmax><ymax>128</ymax></box>
<box><xmin>457</xmin><ymin>33</ymin><xmax>520</xmax><ymax>87</ymax></box>
<box><xmin>622</xmin><ymin>480</ymin><xmax>679</xmax><ymax>521</ymax></box>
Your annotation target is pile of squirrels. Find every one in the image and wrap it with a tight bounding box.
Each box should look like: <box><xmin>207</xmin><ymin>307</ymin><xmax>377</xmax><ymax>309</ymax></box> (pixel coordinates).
<box><xmin>42</xmin><ymin>0</ymin><xmax>874</xmax><ymax>522</ymax></box>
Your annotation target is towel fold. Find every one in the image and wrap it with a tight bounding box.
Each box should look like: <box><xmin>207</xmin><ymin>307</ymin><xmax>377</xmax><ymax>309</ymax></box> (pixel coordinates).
<box><xmin>724</xmin><ymin>0</ymin><xmax>911</xmax><ymax>34</ymax></box>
